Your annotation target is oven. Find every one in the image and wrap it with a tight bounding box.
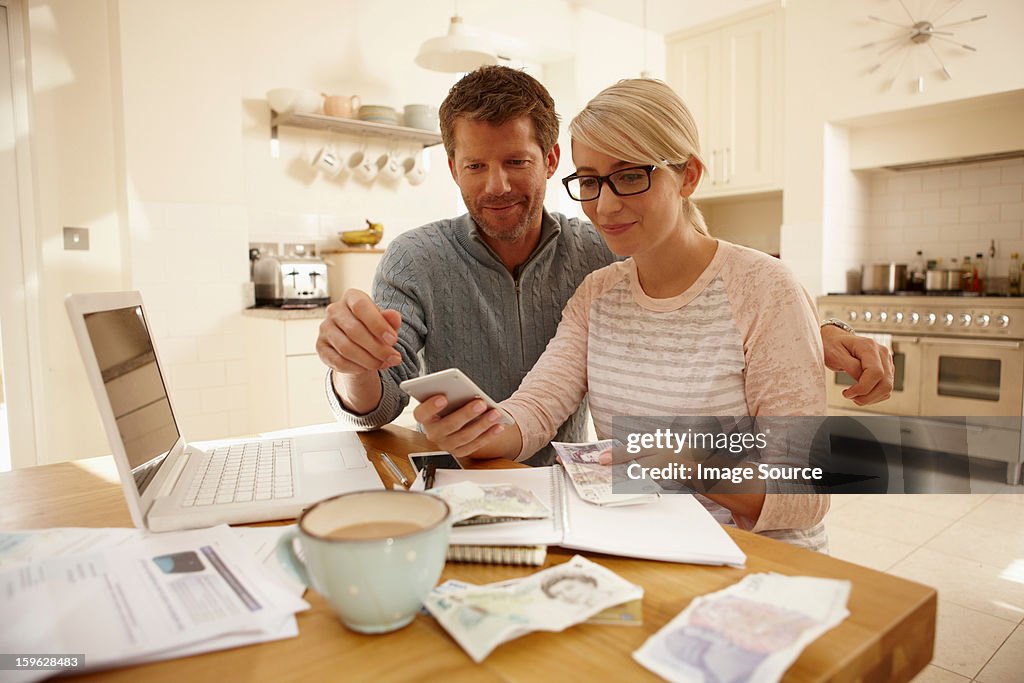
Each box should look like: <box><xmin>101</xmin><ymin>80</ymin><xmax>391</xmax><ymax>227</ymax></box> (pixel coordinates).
<box><xmin>819</xmin><ymin>295</ymin><xmax>1024</xmax><ymax>485</ymax></box>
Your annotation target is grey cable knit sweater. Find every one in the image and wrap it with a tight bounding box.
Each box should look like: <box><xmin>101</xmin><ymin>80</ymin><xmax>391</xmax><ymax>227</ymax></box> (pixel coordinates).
<box><xmin>325</xmin><ymin>210</ymin><xmax>617</xmax><ymax>465</ymax></box>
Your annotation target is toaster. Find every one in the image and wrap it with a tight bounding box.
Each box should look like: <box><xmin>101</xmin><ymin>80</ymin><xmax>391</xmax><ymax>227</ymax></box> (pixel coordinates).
<box><xmin>252</xmin><ymin>255</ymin><xmax>330</xmax><ymax>307</ymax></box>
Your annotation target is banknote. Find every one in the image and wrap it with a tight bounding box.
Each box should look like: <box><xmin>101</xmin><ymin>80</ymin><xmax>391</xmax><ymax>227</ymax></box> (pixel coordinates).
<box><xmin>553</xmin><ymin>440</ymin><xmax>660</xmax><ymax>506</ymax></box>
<box><xmin>434</xmin><ymin>578</ymin><xmax>644</xmax><ymax>626</ymax></box>
<box><xmin>428</xmin><ymin>481</ymin><xmax>552</xmax><ymax>525</ymax></box>
<box><xmin>634</xmin><ymin>573</ymin><xmax>851</xmax><ymax>683</ymax></box>
<box><xmin>424</xmin><ymin>555</ymin><xmax>643</xmax><ymax>662</ymax></box>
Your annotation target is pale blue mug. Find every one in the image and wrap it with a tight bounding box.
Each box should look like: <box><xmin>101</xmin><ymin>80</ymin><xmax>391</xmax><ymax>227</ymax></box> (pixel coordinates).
<box><xmin>277</xmin><ymin>490</ymin><xmax>451</xmax><ymax>634</ymax></box>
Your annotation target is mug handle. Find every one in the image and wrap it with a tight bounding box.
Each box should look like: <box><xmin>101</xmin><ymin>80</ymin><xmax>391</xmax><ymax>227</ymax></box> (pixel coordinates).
<box><xmin>275</xmin><ymin>527</ymin><xmax>312</xmax><ymax>588</ymax></box>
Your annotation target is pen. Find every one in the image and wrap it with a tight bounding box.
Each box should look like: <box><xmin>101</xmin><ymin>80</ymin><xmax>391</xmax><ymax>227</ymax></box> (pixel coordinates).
<box><xmin>379</xmin><ymin>452</ymin><xmax>410</xmax><ymax>488</ymax></box>
<box><xmin>423</xmin><ymin>463</ymin><xmax>437</xmax><ymax>490</ymax></box>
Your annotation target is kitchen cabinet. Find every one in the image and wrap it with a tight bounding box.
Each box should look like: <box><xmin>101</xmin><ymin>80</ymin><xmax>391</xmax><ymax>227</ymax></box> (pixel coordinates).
<box><xmin>666</xmin><ymin>7</ymin><xmax>782</xmax><ymax>198</ymax></box>
<box><xmin>245</xmin><ymin>315</ymin><xmax>335</xmax><ymax>431</ymax></box>
<box><xmin>270</xmin><ymin>113</ymin><xmax>442</xmax><ymax>159</ymax></box>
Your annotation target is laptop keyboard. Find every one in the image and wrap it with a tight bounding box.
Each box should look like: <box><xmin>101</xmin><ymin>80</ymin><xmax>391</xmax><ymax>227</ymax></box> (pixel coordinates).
<box><xmin>182</xmin><ymin>440</ymin><xmax>294</xmax><ymax>507</ymax></box>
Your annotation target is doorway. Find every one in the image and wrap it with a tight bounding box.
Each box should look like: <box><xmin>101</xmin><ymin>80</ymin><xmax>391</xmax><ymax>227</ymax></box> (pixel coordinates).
<box><xmin>1</xmin><ymin>0</ymin><xmax>42</xmax><ymax>471</ymax></box>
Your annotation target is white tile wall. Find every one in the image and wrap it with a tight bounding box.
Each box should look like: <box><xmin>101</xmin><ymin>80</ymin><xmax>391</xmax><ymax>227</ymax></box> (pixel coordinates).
<box><xmin>864</xmin><ymin>158</ymin><xmax>1024</xmax><ymax>280</ymax></box>
<box><xmin>129</xmin><ymin>200</ymin><xmax>253</xmax><ymax>441</ymax></box>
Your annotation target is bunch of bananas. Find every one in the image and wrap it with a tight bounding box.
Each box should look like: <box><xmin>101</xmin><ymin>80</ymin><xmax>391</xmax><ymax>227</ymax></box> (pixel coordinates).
<box><xmin>340</xmin><ymin>219</ymin><xmax>384</xmax><ymax>246</ymax></box>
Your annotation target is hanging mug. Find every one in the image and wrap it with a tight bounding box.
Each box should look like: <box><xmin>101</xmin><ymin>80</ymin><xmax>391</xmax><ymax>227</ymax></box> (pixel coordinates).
<box><xmin>402</xmin><ymin>150</ymin><xmax>428</xmax><ymax>186</ymax></box>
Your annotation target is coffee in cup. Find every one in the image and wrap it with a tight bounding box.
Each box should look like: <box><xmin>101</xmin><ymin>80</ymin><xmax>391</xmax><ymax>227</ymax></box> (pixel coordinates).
<box><xmin>277</xmin><ymin>490</ymin><xmax>450</xmax><ymax>634</ymax></box>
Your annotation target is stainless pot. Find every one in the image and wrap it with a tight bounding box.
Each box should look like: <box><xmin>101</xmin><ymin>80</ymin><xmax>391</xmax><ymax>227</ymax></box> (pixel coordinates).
<box><xmin>925</xmin><ymin>269</ymin><xmax>946</xmax><ymax>292</ymax></box>
<box><xmin>925</xmin><ymin>269</ymin><xmax>962</xmax><ymax>292</ymax></box>
<box><xmin>861</xmin><ymin>263</ymin><xmax>908</xmax><ymax>293</ymax></box>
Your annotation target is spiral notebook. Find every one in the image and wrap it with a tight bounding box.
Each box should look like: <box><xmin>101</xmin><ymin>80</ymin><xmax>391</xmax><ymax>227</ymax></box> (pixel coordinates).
<box><xmin>446</xmin><ymin>544</ymin><xmax>547</xmax><ymax>566</ymax></box>
<box><xmin>430</xmin><ymin>467</ymin><xmax>746</xmax><ymax>567</ymax></box>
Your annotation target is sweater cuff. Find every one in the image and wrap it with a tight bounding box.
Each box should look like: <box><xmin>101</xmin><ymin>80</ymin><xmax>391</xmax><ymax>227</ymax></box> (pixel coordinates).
<box><xmin>501</xmin><ymin>401</ymin><xmax>543</xmax><ymax>462</ymax></box>
<box><xmin>324</xmin><ymin>369</ymin><xmax>405</xmax><ymax>430</ymax></box>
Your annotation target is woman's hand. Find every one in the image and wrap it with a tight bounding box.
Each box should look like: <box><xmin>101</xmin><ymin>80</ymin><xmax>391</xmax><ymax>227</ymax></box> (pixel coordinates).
<box><xmin>413</xmin><ymin>395</ymin><xmax>521</xmax><ymax>459</ymax></box>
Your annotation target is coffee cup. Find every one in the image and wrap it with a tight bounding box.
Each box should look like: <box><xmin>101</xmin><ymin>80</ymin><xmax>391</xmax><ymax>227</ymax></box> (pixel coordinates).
<box><xmin>277</xmin><ymin>490</ymin><xmax>450</xmax><ymax>634</ymax></box>
<box><xmin>324</xmin><ymin>94</ymin><xmax>361</xmax><ymax>118</ymax></box>
<box><xmin>347</xmin><ymin>148</ymin><xmax>377</xmax><ymax>182</ymax></box>
<box><xmin>403</xmin><ymin>104</ymin><xmax>438</xmax><ymax>131</ymax></box>
<box><xmin>376</xmin><ymin>150</ymin><xmax>404</xmax><ymax>182</ymax></box>
<box><xmin>312</xmin><ymin>145</ymin><xmax>344</xmax><ymax>177</ymax></box>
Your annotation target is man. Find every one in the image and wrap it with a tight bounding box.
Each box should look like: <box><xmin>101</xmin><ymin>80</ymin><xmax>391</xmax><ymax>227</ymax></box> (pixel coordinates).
<box><xmin>316</xmin><ymin>66</ymin><xmax>892</xmax><ymax>465</ymax></box>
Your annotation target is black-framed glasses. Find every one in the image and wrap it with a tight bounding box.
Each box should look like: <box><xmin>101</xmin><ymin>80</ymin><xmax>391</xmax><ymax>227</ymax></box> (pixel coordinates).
<box><xmin>561</xmin><ymin>165</ymin><xmax>657</xmax><ymax>202</ymax></box>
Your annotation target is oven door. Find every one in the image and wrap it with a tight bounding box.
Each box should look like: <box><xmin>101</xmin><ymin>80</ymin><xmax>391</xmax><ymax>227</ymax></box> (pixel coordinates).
<box><xmin>827</xmin><ymin>335</ymin><xmax>921</xmax><ymax>416</ymax></box>
<box><xmin>919</xmin><ymin>338</ymin><xmax>1024</xmax><ymax>417</ymax></box>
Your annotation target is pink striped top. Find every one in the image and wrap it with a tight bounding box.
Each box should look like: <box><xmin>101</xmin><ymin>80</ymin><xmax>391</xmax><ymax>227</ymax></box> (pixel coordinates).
<box><xmin>501</xmin><ymin>240</ymin><xmax>830</xmax><ymax>551</ymax></box>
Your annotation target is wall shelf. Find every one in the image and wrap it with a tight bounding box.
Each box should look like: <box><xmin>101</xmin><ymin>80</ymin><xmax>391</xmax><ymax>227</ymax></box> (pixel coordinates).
<box><xmin>270</xmin><ymin>112</ymin><xmax>442</xmax><ymax>157</ymax></box>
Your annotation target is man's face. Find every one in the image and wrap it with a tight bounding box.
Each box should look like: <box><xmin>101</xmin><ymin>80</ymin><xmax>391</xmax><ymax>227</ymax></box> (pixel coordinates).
<box><xmin>448</xmin><ymin>117</ymin><xmax>559</xmax><ymax>244</ymax></box>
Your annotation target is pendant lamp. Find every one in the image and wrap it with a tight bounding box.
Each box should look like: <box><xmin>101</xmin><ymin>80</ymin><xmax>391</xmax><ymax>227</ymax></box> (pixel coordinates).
<box><xmin>415</xmin><ymin>14</ymin><xmax>498</xmax><ymax>73</ymax></box>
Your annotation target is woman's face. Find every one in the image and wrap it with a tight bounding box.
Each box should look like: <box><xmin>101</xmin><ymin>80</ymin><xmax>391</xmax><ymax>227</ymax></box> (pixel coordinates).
<box><xmin>570</xmin><ymin>141</ymin><xmax>699</xmax><ymax>258</ymax></box>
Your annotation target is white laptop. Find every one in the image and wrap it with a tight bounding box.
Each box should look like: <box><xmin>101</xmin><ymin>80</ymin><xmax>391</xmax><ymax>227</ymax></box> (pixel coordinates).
<box><xmin>66</xmin><ymin>291</ymin><xmax>383</xmax><ymax>532</ymax></box>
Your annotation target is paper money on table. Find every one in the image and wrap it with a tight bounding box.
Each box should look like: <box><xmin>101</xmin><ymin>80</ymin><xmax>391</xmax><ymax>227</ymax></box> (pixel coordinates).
<box><xmin>553</xmin><ymin>440</ymin><xmax>660</xmax><ymax>507</ymax></box>
<box><xmin>431</xmin><ymin>578</ymin><xmax>643</xmax><ymax>626</ymax></box>
<box><xmin>427</xmin><ymin>481</ymin><xmax>552</xmax><ymax>525</ymax></box>
<box><xmin>424</xmin><ymin>555</ymin><xmax>643</xmax><ymax>662</ymax></box>
<box><xmin>634</xmin><ymin>573</ymin><xmax>851</xmax><ymax>683</ymax></box>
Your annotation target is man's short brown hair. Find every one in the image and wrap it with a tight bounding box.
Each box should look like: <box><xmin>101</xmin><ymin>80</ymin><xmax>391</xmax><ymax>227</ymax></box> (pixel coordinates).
<box><xmin>439</xmin><ymin>65</ymin><xmax>560</xmax><ymax>159</ymax></box>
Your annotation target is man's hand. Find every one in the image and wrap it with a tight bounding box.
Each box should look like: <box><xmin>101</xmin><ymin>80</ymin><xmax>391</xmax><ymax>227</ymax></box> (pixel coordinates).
<box><xmin>317</xmin><ymin>289</ymin><xmax>402</xmax><ymax>413</ymax></box>
<box><xmin>317</xmin><ymin>289</ymin><xmax>402</xmax><ymax>375</ymax></box>
<box><xmin>821</xmin><ymin>325</ymin><xmax>894</xmax><ymax>406</ymax></box>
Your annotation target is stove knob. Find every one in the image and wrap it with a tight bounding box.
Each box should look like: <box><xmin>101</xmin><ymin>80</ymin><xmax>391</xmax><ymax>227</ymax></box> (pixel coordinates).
<box><xmin>925</xmin><ymin>312</ymin><xmax>936</xmax><ymax>326</ymax></box>
<box><xmin>997</xmin><ymin>314</ymin><xmax>1010</xmax><ymax>328</ymax></box>
<box><xmin>976</xmin><ymin>314</ymin><xmax>990</xmax><ymax>328</ymax></box>
<box><xmin>878</xmin><ymin>311</ymin><xmax>888</xmax><ymax>323</ymax></box>
<box><xmin>893</xmin><ymin>312</ymin><xmax>904</xmax><ymax>324</ymax></box>
<box><xmin>942</xmin><ymin>312</ymin><xmax>954</xmax><ymax>327</ymax></box>
<box><xmin>848</xmin><ymin>310</ymin><xmax>858</xmax><ymax>323</ymax></box>
<box><xmin>958</xmin><ymin>313</ymin><xmax>972</xmax><ymax>327</ymax></box>
<box><xmin>909</xmin><ymin>312</ymin><xmax>920</xmax><ymax>325</ymax></box>
<box><xmin>863</xmin><ymin>311</ymin><xmax>873</xmax><ymax>323</ymax></box>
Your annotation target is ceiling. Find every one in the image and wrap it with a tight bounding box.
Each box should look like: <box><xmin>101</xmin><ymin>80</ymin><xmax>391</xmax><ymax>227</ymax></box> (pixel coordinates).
<box><xmin>571</xmin><ymin>0</ymin><xmax>774</xmax><ymax>35</ymax></box>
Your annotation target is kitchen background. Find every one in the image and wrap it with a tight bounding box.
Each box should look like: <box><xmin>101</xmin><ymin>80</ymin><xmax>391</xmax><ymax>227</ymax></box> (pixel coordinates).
<box><xmin>1</xmin><ymin>0</ymin><xmax>1022</xmax><ymax>473</ymax></box>
<box><xmin>2</xmin><ymin>4</ymin><xmax>1024</xmax><ymax>681</ymax></box>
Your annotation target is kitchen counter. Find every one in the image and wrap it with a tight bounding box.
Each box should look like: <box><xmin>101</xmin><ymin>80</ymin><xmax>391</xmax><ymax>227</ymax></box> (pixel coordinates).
<box><xmin>242</xmin><ymin>306</ymin><xmax>328</xmax><ymax>320</ymax></box>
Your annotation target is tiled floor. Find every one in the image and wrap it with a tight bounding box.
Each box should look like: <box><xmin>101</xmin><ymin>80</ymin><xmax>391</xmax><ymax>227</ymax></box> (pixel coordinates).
<box><xmin>826</xmin><ymin>458</ymin><xmax>1024</xmax><ymax>683</ymax></box>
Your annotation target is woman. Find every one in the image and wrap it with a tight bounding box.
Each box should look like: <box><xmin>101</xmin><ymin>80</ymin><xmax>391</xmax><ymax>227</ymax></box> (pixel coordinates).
<box><xmin>415</xmin><ymin>79</ymin><xmax>828</xmax><ymax>551</ymax></box>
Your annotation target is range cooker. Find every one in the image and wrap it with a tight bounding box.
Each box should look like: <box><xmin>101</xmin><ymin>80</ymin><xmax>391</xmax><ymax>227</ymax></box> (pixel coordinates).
<box><xmin>818</xmin><ymin>295</ymin><xmax>1024</xmax><ymax>485</ymax></box>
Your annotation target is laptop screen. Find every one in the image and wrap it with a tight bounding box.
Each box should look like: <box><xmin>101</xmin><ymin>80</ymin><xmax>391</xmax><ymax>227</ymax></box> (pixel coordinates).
<box><xmin>83</xmin><ymin>305</ymin><xmax>180</xmax><ymax>494</ymax></box>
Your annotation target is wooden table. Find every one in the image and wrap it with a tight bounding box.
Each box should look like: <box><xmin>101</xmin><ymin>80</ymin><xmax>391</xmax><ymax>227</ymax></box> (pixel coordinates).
<box><xmin>0</xmin><ymin>426</ymin><xmax>936</xmax><ymax>682</ymax></box>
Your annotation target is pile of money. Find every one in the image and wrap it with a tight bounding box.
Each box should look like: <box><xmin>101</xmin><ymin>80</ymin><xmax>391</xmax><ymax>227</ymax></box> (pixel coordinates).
<box><xmin>427</xmin><ymin>481</ymin><xmax>551</xmax><ymax>525</ymax></box>
<box><xmin>424</xmin><ymin>555</ymin><xmax>643</xmax><ymax>662</ymax></box>
<box><xmin>634</xmin><ymin>573</ymin><xmax>851</xmax><ymax>683</ymax></box>
<box><xmin>553</xmin><ymin>440</ymin><xmax>660</xmax><ymax>506</ymax></box>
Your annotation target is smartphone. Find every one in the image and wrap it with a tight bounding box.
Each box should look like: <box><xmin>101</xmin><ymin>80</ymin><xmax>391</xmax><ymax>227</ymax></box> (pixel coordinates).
<box><xmin>407</xmin><ymin>451</ymin><xmax>464</xmax><ymax>474</ymax></box>
<box><xmin>399</xmin><ymin>368</ymin><xmax>515</xmax><ymax>424</ymax></box>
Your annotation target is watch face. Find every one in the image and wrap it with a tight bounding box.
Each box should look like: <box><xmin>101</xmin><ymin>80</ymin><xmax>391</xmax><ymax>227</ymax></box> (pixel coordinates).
<box><xmin>861</xmin><ymin>1</ymin><xmax>987</xmax><ymax>93</ymax></box>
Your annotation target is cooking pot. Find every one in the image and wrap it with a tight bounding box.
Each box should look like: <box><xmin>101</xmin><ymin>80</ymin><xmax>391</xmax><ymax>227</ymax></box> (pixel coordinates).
<box><xmin>861</xmin><ymin>263</ymin><xmax>908</xmax><ymax>293</ymax></box>
<box><xmin>924</xmin><ymin>269</ymin><xmax>962</xmax><ymax>292</ymax></box>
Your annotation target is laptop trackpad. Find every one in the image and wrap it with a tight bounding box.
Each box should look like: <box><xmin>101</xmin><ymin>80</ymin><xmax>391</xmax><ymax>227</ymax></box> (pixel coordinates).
<box><xmin>304</xmin><ymin>449</ymin><xmax>367</xmax><ymax>472</ymax></box>
<box><xmin>303</xmin><ymin>450</ymin><xmax>345</xmax><ymax>473</ymax></box>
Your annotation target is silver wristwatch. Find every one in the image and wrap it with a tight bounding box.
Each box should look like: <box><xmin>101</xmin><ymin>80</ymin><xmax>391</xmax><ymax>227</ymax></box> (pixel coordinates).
<box><xmin>820</xmin><ymin>318</ymin><xmax>855</xmax><ymax>334</ymax></box>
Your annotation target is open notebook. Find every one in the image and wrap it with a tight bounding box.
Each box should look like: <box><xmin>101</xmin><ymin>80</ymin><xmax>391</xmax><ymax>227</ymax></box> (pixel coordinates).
<box><xmin>422</xmin><ymin>466</ymin><xmax>746</xmax><ymax>568</ymax></box>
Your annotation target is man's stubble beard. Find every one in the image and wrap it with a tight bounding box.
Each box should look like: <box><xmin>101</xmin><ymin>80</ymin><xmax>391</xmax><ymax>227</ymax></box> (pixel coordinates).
<box><xmin>465</xmin><ymin>189</ymin><xmax>546</xmax><ymax>244</ymax></box>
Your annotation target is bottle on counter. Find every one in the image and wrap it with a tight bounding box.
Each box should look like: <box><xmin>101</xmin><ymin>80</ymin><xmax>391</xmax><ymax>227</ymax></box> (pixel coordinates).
<box><xmin>909</xmin><ymin>250</ymin><xmax>927</xmax><ymax>291</ymax></box>
<box><xmin>1010</xmin><ymin>253</ymin><xmax>1021</xmax><ymax>296</ymax></box>
<box><xmin>960</xmin><ymin>256</ymin><xmax>971</xmax><ymax>291</ymax></box>
<box><xmin>974</xmin><ymin>252</ymin><xmax>986</xmax><ymax>293</ymax></box>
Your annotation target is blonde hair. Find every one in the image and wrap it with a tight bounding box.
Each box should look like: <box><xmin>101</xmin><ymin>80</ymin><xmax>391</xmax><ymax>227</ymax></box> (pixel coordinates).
<box><xmin>569</xmin><ymin>79</ymin><xmax>709</xmax><ymax>235</ymax></box>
